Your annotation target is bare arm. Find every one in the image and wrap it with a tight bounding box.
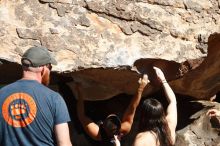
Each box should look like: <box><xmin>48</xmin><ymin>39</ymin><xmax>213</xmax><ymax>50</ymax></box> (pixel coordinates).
<box><xmin>120</xmin><ymin>75</ymin><xmax>149</xmax><ymax>135</ymax></box>
<box><xmin>153</xmin><ymin>67</ymin><xmax>177</xmax><ymax>143</ymax></box>
<box><xmin>54</xmin><ymin>123</ymin><xmax>72</xmax><ymax>146</ymax></box>
<box><xmin>76</xmin><ymin>84</ymin><xmax>101</xmax><ymax>141</ymax></box>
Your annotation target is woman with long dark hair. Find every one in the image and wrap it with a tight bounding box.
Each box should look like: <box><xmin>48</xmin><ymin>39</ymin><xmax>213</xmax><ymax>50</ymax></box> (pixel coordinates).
<box><xmin>133</xmin><ymin>67</ymin><xmax>177</xmax><ymax>146</ymax></box>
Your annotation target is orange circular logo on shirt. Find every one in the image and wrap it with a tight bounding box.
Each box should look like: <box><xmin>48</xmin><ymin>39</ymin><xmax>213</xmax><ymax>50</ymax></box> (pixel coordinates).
<box><xmin>2</xmin><ymin>93</ymin><xmax>37</xmax><ymax>127</ymax></box>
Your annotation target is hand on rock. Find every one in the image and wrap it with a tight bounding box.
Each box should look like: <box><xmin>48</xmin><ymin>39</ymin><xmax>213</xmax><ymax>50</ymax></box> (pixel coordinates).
<box><xmin>153</xmin><ymin>66</ymin><xmax>166</xmax><ymax>83</ymax></box>
<box><xmin>138</xmin><ymin>74</ymin><xmax>150</xmax><ymax>89</ymax></box>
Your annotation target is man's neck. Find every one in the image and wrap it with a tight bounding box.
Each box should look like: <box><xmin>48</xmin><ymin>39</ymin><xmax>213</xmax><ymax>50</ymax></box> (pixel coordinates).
<box><xmin>22</xmin><ymin>71</ymin><xmax>42</xmax><ymax>83</ymax></box>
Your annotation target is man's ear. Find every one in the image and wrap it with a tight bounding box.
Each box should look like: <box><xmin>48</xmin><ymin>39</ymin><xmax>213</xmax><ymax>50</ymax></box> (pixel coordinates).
<box><xmin>40</xmin><ymin>66</ymin><xmax>45</xmax><ymax>76</ymax></box>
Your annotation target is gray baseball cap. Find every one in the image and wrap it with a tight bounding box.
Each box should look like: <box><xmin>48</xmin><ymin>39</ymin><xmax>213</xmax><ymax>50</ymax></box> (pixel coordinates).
<box><xmin>21</xmin><ymin>46</ymin><xmax>57</xmax><ymax>67</ymax></box>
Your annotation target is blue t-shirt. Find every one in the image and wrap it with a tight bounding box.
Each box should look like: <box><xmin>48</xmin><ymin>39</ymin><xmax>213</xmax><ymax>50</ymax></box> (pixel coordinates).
<box><xmin>0</xmin><ymin>80</ymin><xmax>71</xmax><ymax>146</ymax></box>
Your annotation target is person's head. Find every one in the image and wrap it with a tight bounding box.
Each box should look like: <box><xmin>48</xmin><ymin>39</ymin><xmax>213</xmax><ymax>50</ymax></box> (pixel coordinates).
<box><xmin>102</xmin><ymin>114</ymin><xmax>121</xmax><ymax>139</ymax></box>
<box><xmin>140</xmin><ymin>98</ymin><xmax>165</xmax><ymax>130</ymax></box>
<box><xmin>21</xmin><ymin>46</ymin><xmax>57</xmax><ymax>86</ymax></box>
<box><xmin>139</xmin><ymin>98</ymin><xmax>172</xmax><ymax>146</ymax></box>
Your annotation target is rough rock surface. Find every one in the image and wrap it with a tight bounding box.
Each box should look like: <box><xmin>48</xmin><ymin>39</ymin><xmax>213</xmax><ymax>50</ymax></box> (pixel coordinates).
<box><xmin>1</xmin><ymin>1</ymin><xmax>220</xmax><ymax>145</ymax></box>
<box><xmin>176</xmin><ymin>101</ymin><xmax>220</xmax><ymax>146</ymax></box>
<box><xmin>171</xmin><ymin>33</ymin><xmax>220</xmax><ymax>99</ymax></box>
<box><xmin>1</xmin><ymin>0</ymin><xmax>220</xmax><ymax>100</ymax></box>
<box><xmin>1</xmin><ymin>0</ymin><xmax>215</xmax><ymax>69</ymax></box>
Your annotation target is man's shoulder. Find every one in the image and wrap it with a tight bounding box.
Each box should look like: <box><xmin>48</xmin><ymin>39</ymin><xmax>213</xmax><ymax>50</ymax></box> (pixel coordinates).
<box><xmin>20</xmin><ymin>80</ymin><xmax>58</xmax><ymax>94</ymax></box>
<box><xmin>35</xmin><ymin>84</ymin><xmax>60</xmax><ymax>97</ymax></box>
<box><xmin>0</xmin><ymin>80</ymin><xmax>21</xmax><ymax>92</ymax></box>
<box><xmin>0</xmin><ymin>80</ymin><xmax>60</xmax><ymax>97</ymax></box>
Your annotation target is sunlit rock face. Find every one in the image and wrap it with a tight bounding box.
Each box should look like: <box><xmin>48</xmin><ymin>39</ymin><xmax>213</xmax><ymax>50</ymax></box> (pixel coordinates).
<box><xmin>0</xmin><ymin>0</ymin><xmax>213</xmax><ymax>68</ymax></box>
<box><xmin>176</xmin><ymin>101</ymin><xmax>220</xmax><ymax>146</ymax></box>
<box><xmin>0</xmin><ymin>0</ymin><xmax>220</xmax><ymax>100</ymax></box>
<box><xmin>171</xmin><ymin>33</ymin><xmax>220</xmax><ymax>100</ymax></box>
<box><xmin>1</xmin><ymin>1</ymin><xmax>220</xmax><ymax>145</ymax></box>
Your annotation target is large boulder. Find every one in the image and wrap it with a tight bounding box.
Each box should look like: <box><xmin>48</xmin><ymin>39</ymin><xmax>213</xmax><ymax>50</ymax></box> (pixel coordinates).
<box><xmin>1</xmin><ymin>1</ymin><xmax>220</xmax><ymax>146</ymax></box>
<box><xmin>0</xmin><ymin>0</ymin><xmax>220</xmax><ymax>100</ymax></box>
<box><xmin>176</xmin><ymin>101</ymin><xmax>220</xmax><ymax>146</ymax></box>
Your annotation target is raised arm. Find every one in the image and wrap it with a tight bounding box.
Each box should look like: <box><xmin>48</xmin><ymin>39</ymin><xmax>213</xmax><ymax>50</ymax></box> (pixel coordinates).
<box><xmin>120</xmin><ymin>74</ymin><xmax>149</xmax><ymax>135</ymax></box>
<box><xmin>153</xmin><ymin>66</ymin><xmax>177</xmax><ymax>143</ymax></box>
<box><xmin>76</xmin><ymin>84</ymin><xmax>101</xmax><ymax>141</ymax></box>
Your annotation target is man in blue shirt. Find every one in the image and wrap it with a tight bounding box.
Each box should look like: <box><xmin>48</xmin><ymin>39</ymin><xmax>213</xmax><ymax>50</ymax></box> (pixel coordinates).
<box><xmin>0</xmin><ymin>46</ymin><xmax>72</xmax><ymax>146</ymax></box>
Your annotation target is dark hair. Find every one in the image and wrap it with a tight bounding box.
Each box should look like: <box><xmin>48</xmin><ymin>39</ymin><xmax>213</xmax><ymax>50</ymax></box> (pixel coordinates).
<box><xmin>139</xmin><ymin>98</ymin><xmax>172</xmax><ymax>146</ymax></box>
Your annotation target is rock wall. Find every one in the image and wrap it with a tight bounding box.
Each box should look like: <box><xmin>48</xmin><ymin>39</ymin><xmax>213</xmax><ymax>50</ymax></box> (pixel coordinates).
<box><xmin>1</xmin><ymin>0</ymin><xmax>216</xmax><ymax>70</ymax></box>
<box><xmin>176</xmin><ymin>101</ymin><xmax>220</xmax><ymax>146</ymax></box>
<box><xmin>1</xmin><ymin>0</ymin><xmax>220</xmax><ymax>100</ymax></box>
<box><xmin>1</xmin><ymin>1</ymin><xmax>220</xmax><ymax>145</ymax></box>
<box><xmin>171</xmin><ymin>33</ymin><xmax>220</xmax><ymax>99</ymax></box>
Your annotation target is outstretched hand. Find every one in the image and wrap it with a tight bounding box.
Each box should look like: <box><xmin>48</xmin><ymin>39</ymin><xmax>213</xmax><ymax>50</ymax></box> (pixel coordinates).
<box><xmin>153</xmin><ymin>66</ymin><xmax>166</xmax><ymax>83</ymax></box>
<box><xmin>138</xmin><ymin>74</ymin><xmax>150</xmax><ymax>89</ymax></box>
